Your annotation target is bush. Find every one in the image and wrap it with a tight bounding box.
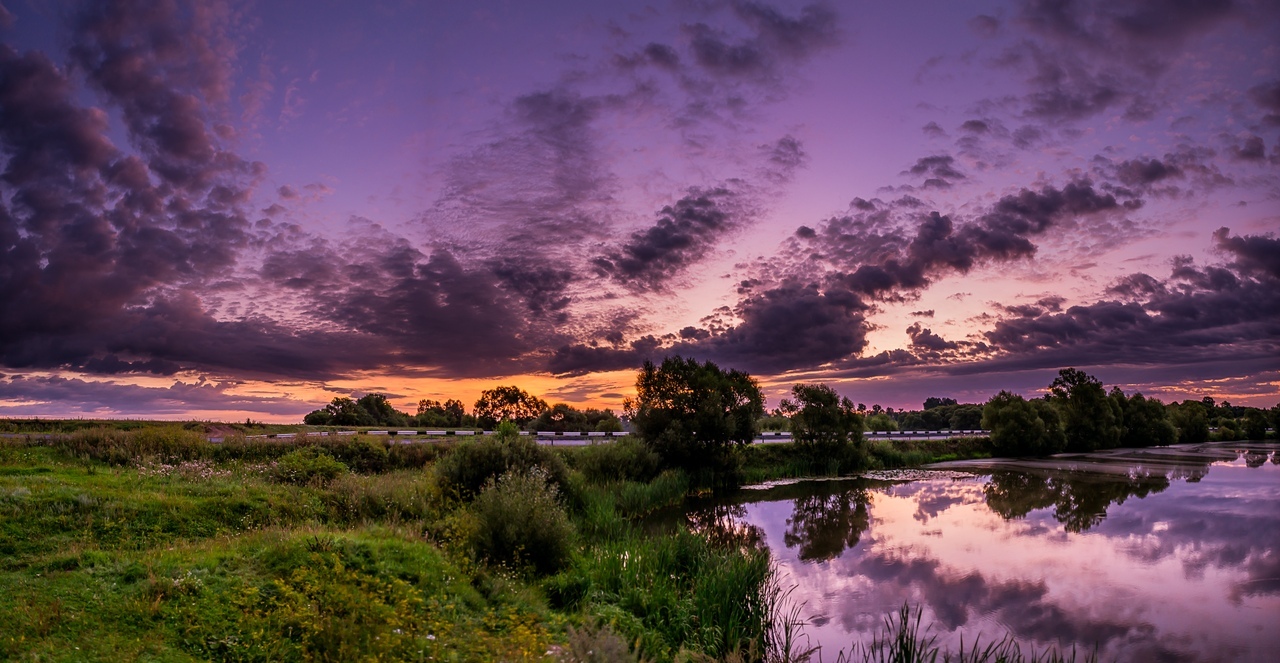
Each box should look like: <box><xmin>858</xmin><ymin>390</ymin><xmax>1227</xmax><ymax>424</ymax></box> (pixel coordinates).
<box><xmin>469</xmin><ymin>469</ymin><xmax>575</xmax><ymax>575</ymax></box>
<box><xmin>435</xmin><ymin>430</ymin><xmax>570</xmax><ymax>500</ymax></box>
<box><xmin>322</xmin><ymin>437</ymin><xmax>389</xmax><ymax>473</ymax></box>
<box><xmin>779</xmin><ymin>383</ymin><xmax>864</xmax><ymax>459</ymax></box>
<box><xmin>573</xmin><ymin>438</ymin><xmax>661</xmax><ymax>484</ymax></box>
<box><xmin>270</xmin><ymin>447</ymin><xmax>348</xmax><ymax>485</ymax></box>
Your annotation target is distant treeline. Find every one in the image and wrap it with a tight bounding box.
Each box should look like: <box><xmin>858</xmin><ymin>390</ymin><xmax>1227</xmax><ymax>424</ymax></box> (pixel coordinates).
<box><xmin>302</xmin><ymin>365</ymin><xmax>1277</xmax><ymax>460</ymax></box>
<box><xmin>302</xmin><ymin>388</ymin><xmax>624</xmax><ymax>433</ymax></box>
<box><xmin>983</xmin><ymin>368</ymin><xmax>1277</xmax><ymax>456</ymax></box>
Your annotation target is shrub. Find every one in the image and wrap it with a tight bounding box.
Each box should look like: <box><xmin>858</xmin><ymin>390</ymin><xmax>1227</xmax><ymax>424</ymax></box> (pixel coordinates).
<box><xmin>469</xmin><ymin>469</ymin><xmax>575</xmax><ymax>575</ymax></box>
<box><xmin>574</xmin><ymin>438</ymin><xmax>661</xmax><ymax>484</ymax></box>
<box><xmin>435</xmin><ymin>431</ymin><xmax>570</xmax><ymax>500</ymax></box>
<box><xmin>322</xmin><ymin>436</ymin><xmax>389</xmax><ymax>473</ymax></box>
<box><xmin>270</xmin><ymin>447</ymin><xmax>348</xmax><ymax>485</ymax></box>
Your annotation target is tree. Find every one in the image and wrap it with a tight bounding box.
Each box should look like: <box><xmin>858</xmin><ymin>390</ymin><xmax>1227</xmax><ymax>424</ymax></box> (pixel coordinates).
<box><xmin>982</xmin><ymin>391</ymin><xmax>1066</xmax><ymax>457</ymax></box>
<box><xmin>304</xmin><ymin>397</ymin><xmax>366</xmax><ymax>426</ymax></box>
<box><xmin>530</xmin><ymin>403</ymin><xmax>589</xmax><ymax>433</ymax></box>
<box><xmin>1049</xmin><ymin>368</ymin><xmax>1120</xmax><ymax>452</ymax></box>
<box><xmin>779</xmin><ymin>383</ymin><xmax>864</xmax><ymax>458</ymax></box>
<box><xmin>865</xmin><ymin>413</ymin><xmax>898</xmax><ymax>432</ymax></box>
<box><xmin>1115</xmin><ymin>392</ymin><xmax>1176</xmax><ymax>448</ymax></box>
<box><xmin>356</xmin><ymin>393</ymin><xmax>410</xmax><ymax>427</ymax></box>
<box><xmin>1169</xmin><ymin>401</ymin><xmax>1210</xmax><ymax>443</ymax></box>
<box><xmin>625</xmin><ymin>356</ymin><xmax>763</xmax><ymax>472</ymax></box>
<box><xmin>416</xmin><ymin>398</ymin><xmax>467</xmax><ymax>427</ymax></box>
<box><xmin>923</xmin><ymin>397</ymin><xmax>957</xmax><ymax>410</ymax></box>
<box><xmin>1243</xmin><ymin>408</ymin><xmax>1269</xmax><ymax>440</ymax></box>
<box><xmin>474</xmin><ymin>386</ymin><xmax>548</xmax><ymax>427</ymax></box>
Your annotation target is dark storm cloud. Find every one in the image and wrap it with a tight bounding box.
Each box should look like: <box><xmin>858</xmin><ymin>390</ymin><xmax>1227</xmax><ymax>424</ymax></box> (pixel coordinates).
<box><xmin>0</xmin><ymin>0</ymin><xmax>261</xmax><ymax>379</ymax></box>
<box><xmin>1</xmin><ymin>0</ymin><xmax>564</xmax><ymax>383</ymax></box>
<box><xmin>981</xmin><ymin>230</ymin><xmax>1280</xmax><ymax>371</ymax></box>
<box><xmin>592</xmin><ymin>187</ymin><xmax>745</xmax><ymax>291</ymax></box>
<box><xmin>0</xmin><ymin>374</ymin><xmax>314</xmax><ymax>418</ymax></box>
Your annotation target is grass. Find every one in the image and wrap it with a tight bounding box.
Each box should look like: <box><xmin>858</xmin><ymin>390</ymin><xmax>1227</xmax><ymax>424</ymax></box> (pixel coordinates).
<box><xmin>1</xmin><ymin>425</ymin><xmax>1093</xmax><ymax>662</ymax></box>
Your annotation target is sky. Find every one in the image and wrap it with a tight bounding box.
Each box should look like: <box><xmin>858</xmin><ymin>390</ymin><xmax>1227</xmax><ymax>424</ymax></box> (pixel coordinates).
<box><xmin>1</xmin><ymin>0</ymin><xmax>1278</xmax><ymax>422</ymax></box>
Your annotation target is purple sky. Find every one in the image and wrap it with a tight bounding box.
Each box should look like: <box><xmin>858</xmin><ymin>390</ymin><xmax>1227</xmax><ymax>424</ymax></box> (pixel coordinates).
<box><xmin>1</xmin><ymin>0</ymin><xmax>1278</xmax><ymax>421</ymax></box>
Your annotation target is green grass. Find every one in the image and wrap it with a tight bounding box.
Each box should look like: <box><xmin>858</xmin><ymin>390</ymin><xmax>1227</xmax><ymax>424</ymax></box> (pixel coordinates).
<box><xmin>1</xmin><ymin>426</ymin><xmax>1090</xmax><ymax>663</ymax></box>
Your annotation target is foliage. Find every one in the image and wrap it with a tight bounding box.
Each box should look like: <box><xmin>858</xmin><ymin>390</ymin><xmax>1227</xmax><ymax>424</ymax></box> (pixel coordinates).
<box><xmin>469</xmin><ymin>469</ymin><xmax>576</xmax><ymax>575</ymax></box>
<box><xmin>625</xmin><ymin>356</ymin><xmax>764</xmax><ymax>474</ymax></box>
<box><xmin>923</xmin><ymin>396</ymin><xmax>958</xmax><ymax>410</ymax></box>
<box><xmin>1243</xmin><ymin>408</ymin><xmax>1269</xmax><ymax>440</ymax></box>
<box><xmin>1113</xmin><ymin>391</ymin><xmax>1177</xmax><ymax>448</ymax></box>
<box><xmin>415</xmin><ymin>398</ymin><xmax>468</xmax><ymax>427</ymax></box>
<box><xmin>1049</xmin><ymin>368</ymin><xmax>1120</xmax><ymax>452</ymax></box>
<box><xmin>982</xmin><ymin>391</ymin><xmax>1066</xmax><ymax>457</ymax></box>
<box><xmin>779</xmin><ymin>383</ymin><xmax>865</xmax><ymax>459</ymax></box>
<box><xmin>473</xmin><ymin>385</ymin><xmax>548</xmax><ymax>427</ymax></box>
<box><xmin>865</xmin><ymin>413</ymin><xmax>898</xmax><ymax>432</ymax></box>
<box><xmin>434</xmin><ymin>428</ymin><xmax>571</xmax><ymax>499</ymax></box>
<box><xmin>303</xmin><ymin>393</ymin><xmax>411</xmax><ymax>427</ymax></box>
<box><xmin>530</xmin><ymin>403</ymin><xmax>624</xmax><ymax>433</ymax></box>
<box><xmin>570</xmin><ymin>437</ymin><xmax>662</xmax><ymax>484</ymax></box>
<box><xmin>1169</xmin><ymin>401</ymin><xmax>1211</xmax><ymax>443</ymax></box>
<box><xmin>270</xmin><ymin>447</ymin><xmax>349</xmax><ymax>485</ymax></box>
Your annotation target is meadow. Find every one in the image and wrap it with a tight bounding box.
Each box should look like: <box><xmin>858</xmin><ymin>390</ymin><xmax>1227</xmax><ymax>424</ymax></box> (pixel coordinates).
<box><xmin>2</xmin><ymin>425</ymin><xmax>1105</xmax><ymax>662</ymax></box>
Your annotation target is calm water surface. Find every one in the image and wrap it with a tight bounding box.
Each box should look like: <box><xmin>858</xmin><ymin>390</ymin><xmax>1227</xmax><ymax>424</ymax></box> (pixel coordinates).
<box><xmin>675</xmin><ymin>442</ymin><xmax>1280</xmax><ymax>662</ymax></box>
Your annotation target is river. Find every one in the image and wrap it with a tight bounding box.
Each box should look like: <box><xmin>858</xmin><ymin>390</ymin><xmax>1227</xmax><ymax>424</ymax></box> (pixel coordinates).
<box><xmin>670</xmin><ymin>441</ymin><xmax>1280</xmax><ymax>662</ymax></box>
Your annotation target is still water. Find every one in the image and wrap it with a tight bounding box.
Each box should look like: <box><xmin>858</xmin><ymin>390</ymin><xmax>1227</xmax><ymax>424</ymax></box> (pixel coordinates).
<box><xmin>677</xmin><ymin>442</ymin><xmax>1280</xmax><ymax>662</ymax></box>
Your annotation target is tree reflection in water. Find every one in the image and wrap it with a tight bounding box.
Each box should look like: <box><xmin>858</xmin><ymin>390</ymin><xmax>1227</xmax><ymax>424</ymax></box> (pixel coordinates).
<box><xmin>685</xmin><ymin>503</ymin><xmax>765</xmax><ymax>550</ymax></box>
<box><xmin>784</xmin><ymin>489</ymin><xmax>872</xmax><ymax>561</ymax></box>
<box><xmin>983</xmin><ymin>469</ymin><xmax>1175</xmax><ymax>532</ymax></box>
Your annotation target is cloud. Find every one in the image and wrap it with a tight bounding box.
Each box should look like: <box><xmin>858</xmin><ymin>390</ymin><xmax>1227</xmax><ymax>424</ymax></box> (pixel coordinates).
<box><xmin>592</xmin><ymin>186</ymin><xmax>748</xmax><ymax>291</ymax></box>
<box><xmin>684</xmin><ymin>1</ymin><xmax>839</xmax><ymax>82</ymax></box>
<box><xmin>906</xmin><ymin>155</ymin><xmax>966</xmax><ymax>189</ymax></box>
<box><xmin>0</xmin><ymin>374</ymin><xmax>315</xmax><ymax>418</ymax></box>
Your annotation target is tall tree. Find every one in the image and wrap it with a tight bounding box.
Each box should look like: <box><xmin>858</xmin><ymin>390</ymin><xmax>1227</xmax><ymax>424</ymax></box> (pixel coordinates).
<box><xmin>625</xmin><ymin>356</ymin><xmax>763</xmax><ymax>473</ymax></box>
<box><xmin>1049</xmin><ymin>368</ymin><xmax>1121</xmax><ymax>452</ymax></box>
<box><xmin>474</xmin><ymin>386</ymin><xmax>548</xmax><ymax>427</ymax></box>
<box><xmin>779</xmin><ymin>383</ymin><xmax>864</xmax><ymax>458</ymax></box>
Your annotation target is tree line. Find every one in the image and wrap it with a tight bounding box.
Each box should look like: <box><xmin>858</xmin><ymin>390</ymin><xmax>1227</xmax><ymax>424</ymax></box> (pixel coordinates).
<box><xmin>302</xmin><ymin>389</ymin><xmax>624</xmax><ymax>432</ymax></box>
<box><xmin>982</xmin><ymin>368</ymin><xmax>1277</xmax><ymax>456</ymax></box>
<box><xmin>303</xmin><ymin>359</ymin><xmax>1277</xmax><ymax>472</ymax></box>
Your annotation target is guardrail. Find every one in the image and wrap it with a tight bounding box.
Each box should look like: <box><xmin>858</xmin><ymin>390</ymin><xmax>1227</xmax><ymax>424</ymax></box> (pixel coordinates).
<box><xmin>216</xmin><ymin>429</ymin><xmax>988</xmax><ymax>444</ymax></box>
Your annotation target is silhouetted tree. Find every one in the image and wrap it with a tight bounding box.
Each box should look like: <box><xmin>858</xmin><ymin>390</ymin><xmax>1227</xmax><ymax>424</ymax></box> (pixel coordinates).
<box><xmin>982</xmin><ymin>391</ymin><xmax>1065</xmax><ymax>457</ymax></box>
<box><xmin>1049</xmin><ymin>368</ymin><xmax>1120</xmax><ymax>452</ymax></box>
<box><xmin>416</xmin><ymin>398</ymin><xmax>467</xmax><ymax>427</ymax></box>
<box><xmin>474</xmin><ymin>386</ymin><xmax>548</xmax><ymax>428</ymax></box>
<box><xmin>1243</xmin><ymin>408</ymin><xmax>1269</xmax><ymax>441</ymax></box>
<box><xmin>1169</xmin><ymin>401</ymin><xmax>1210</xmax><ymax>443</ymax></box>
<box><xmin>923</xmin><ymin>396</ymin><xmax>958</xmax><ymax>410</ymax></box>
<box><xmin>779</xmin><ymin>383</ymin><xmax>865</xmax><ymax>459</ymax></box>
<box><xmin>625</xmin><ymin>355</ymin><xmax>763</xmax><ymax>473</ymax></box>
<box><xmin>1114</xmin><ymin>391</ymin><xmax>1176</xmax><ymax>448</ymax></box>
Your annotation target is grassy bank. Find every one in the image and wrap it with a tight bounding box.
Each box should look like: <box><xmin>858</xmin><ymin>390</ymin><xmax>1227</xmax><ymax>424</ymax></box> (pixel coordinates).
<box><xmin>739</xmin><ymin>436</ymin><xmax>992</xmax><ymax>484</ymax></box>
<box><xmin>0</xmin><ymin>428</ymin><xmax>779</xmax><ymax>662</ymax></box>
<box><xmin>3</xmin><ymin>425</ymin><xmax>1104</xmax><ymax>662</ymax></box>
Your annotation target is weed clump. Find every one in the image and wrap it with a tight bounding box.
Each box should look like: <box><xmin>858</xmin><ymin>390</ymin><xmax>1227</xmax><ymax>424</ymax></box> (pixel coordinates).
<box><xmin>469</xmin><ymin>469</ymin><xmax>575</xmax><ymax>575</ymax></box>
<box><xmin>270</xmin><ymin>447</ymin><xmax>348</xmax><ymax>485</ymax></box>
<box><xmin>573</xmin><ymin>437</ymin><xmax>661</xmax><ymax>484</ymax></box>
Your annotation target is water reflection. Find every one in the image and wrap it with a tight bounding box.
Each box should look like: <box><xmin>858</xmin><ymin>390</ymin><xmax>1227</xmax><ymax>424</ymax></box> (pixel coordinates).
<box><xmin>680</xmin><ymin>442</ymin><xmax>1280</xmax><ymax>662</ymax></box>
<box><xmin>784</xmin><ymin>489</ymin><xmax>871</xmax><ymax>561</ymax></box>
<box><xmin>982</xmin><ymin>469</ymin><xmax>1170</xmax><ymax>532</ymax></box>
